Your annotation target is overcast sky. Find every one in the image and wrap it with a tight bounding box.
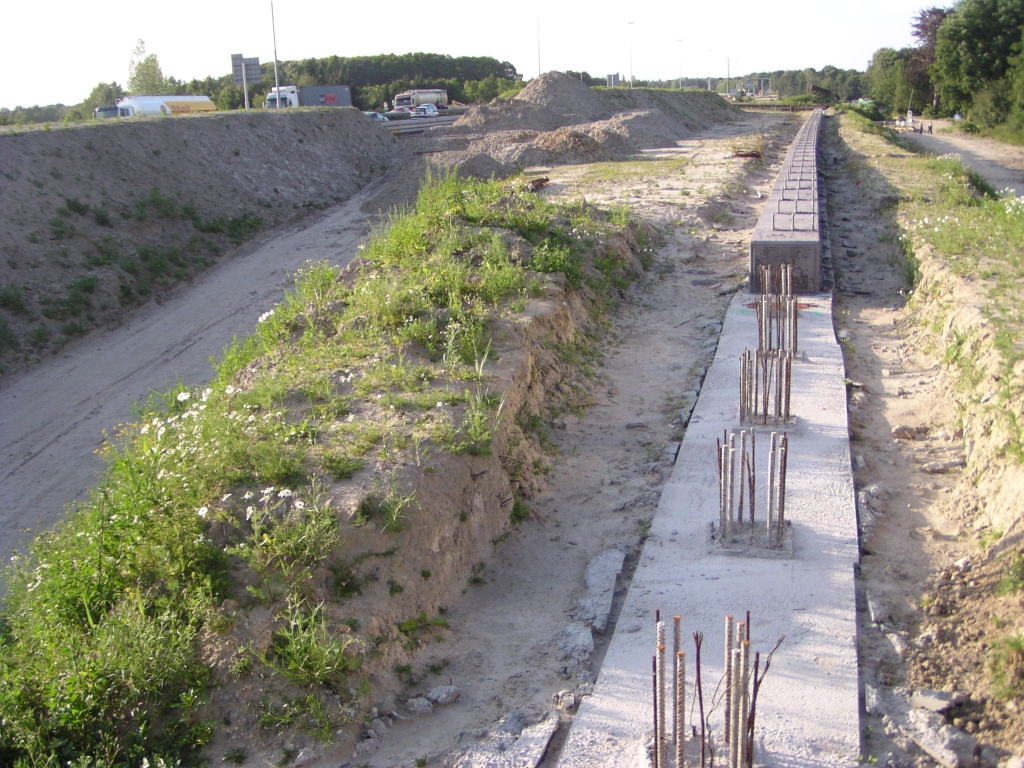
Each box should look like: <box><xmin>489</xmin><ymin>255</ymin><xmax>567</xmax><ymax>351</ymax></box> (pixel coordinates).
<box><xmin>5</xmin><ymin>0</ymin><xmax>930</xmax><ymax>110</ymax></box>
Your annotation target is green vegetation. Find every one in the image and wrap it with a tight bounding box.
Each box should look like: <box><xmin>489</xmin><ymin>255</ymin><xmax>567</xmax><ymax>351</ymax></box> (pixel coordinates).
<box><xmin>841</xmin><ymin>113</ymin><xmax>1024</xmax><ymax>712</ymax></box>
<box><xmin>1</xmin><ymin>52</ymin><xmax>521</xmax><ymax>124</ymax></box>
<box><xmin>863</xmin><ymin>0</ymin><xmax>1024</xmax><ymax>135</ymax></box>
<box><xmin>989</xmin><ymin>633</ymin><xmax>1024</xmax><ymax>698</ymax></box>
<box><xmin>0</xmin><ymin>171</ymin><xmax>649</xmax><ymax>765</ymax></box>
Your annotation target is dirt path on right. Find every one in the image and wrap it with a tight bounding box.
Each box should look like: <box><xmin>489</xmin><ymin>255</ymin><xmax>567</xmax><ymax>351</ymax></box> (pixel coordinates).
<box><xmin>902</xmin><ymin>120</ymin><xmax>1024</xmax><ymax>195</ymax></box>
<box><xmin>826</xmin><ymin>115</ymin><xmax>1024</xmax><ymax>762</ymax></box>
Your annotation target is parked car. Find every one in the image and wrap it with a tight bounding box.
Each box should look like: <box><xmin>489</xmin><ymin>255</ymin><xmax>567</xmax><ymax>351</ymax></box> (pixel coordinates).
<box><xmin>362</xmin><ymin>111</ymin><xmax>389</xmax><ymax>122</ymax></box>
<box><xmin>410</xmin><ymin>104</ymin><xmax>439</xmax><ymax>118</ymax></box>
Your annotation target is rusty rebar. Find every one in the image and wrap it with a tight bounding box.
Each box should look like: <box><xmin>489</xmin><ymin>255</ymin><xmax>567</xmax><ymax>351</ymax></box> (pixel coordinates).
<box><xmin>676</xmin><ymin>650</ymin><xmax>686</xmax><ymax>768</ymax></box>
<box><xmin>724</xmin><ymin>615</ymin><xmax>734</xmax><ymax>743</ymax></box>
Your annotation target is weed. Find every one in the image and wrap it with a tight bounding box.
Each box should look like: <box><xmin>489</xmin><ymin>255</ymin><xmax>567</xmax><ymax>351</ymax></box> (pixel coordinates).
<box><xmin>93</xmin><ymin>207</ymin><xmax>112</xmax><ymax>227</ymax></box>
<box><xmin>388</xmin><ymin>579</ymin><xmax>404</xmax><ymax>596</ymax></box>
<box><xmin>397</xmin><ymin>613</ymin><xmax>449</xmax><ymax>649</ymax></box>
<box><xmin>0</xmin><ymin>317</ymin><xmax>18</xmax><ymax>352</ymax></box>
<box><xmin>49</xmin><ymin>216</ymin><xmax>74</xmax><ymax>241</ymax></box>
<box><xmin>0</xmin><ymin>285</ymin><xmax>29</xmax><ymax>315</ymax></box>
<box><xmin>989</xmin><ymin>633</ymin><xmax>1024</xmax><ymax>699</ymax></box>
<box><xmin>379</xmin><ymin>477</ymin><xmax>415</xmax><ymax>533</ymax></box>
<box><xmin>330</xmin><ymin>560</ymin><xmax>365</xmax><ymax>599</ymax></box>
<box><xmin>322</xmin><ymin>452</ymin><xmax>364</xmax><ymax>479</ymax></box>
<box><xmin>232</xmin><ymin>483</ymin><xmax>340</xmax><ymax>590</ymax></box>
<box><xmin>510</xmin><ymin>499</ymin><xmax>530</xmax><ymax>524</ymax></box>
<box><xmin>63</xmin><ymin>197</ymin><xmax>90</xmax><ymax>216</ymax></box>
<box><xmin>979</xmin><ymin>528</ymin><xmax>1004</xmax><ymax>550</ymax></box>
<box><xmin>268</xmin><ymin>594</ymin><xmax>361</xmax><ymax>687</ymax></box>
<box><xmin>996</xmin><ymin>552</ymin><xmax>1024</xmax><ymax>595</ymax></box>
<box><xmin>469</xmin><ymin>561</ymin><xmax>486</xmax><ymax>585</ymax></box>
<box><xmin>224</xmin><ymin>747</ymin><xmax>247</xmax><ymax>764</ymax></box>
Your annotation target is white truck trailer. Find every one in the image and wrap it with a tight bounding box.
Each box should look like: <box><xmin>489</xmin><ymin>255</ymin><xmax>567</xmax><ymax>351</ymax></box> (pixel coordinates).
<box><xmin>115</xmin><ymin>95</ymin><xmax>216</xmax><ymax>117</ymax></box>
<box><xmin>392</xmin><ymin>89</ymin><xmax>448</xmax><ymax>111</ymax></box>
<box><xmin>264</xmin><ymin>85</ymin><xmax>352</xmax><ymax>108</ymax></box>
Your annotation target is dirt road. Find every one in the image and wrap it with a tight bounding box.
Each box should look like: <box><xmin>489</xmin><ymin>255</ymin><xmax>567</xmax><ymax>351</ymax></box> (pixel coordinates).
<box><xmin>902</xmin><ymin>119</ymin><xmax>1024</xmax><ymax>194</ymax></box>
<box><xmin>0</xmin><ymin>190</ymin><xmax>377</xmax><ymax>559</ymax></box>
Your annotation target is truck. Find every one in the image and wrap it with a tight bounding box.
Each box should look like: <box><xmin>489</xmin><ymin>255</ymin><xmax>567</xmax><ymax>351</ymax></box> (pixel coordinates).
<box><xmin>392</xmin><ymin>88</ymin><xmax>448</xmax><ymax>111</ymax></box>
<box><xmin>264</xmin><ymin>85</ymin><xmax>352</xmax><ymax>109</ymax></box>
<box><xmin>114</xmin><ymin>95</ymin><xmax>216</xmax><ymax>117</ymax></box>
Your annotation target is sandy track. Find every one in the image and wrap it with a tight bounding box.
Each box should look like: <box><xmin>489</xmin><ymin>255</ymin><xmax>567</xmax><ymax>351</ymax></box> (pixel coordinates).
<box><xmin>0</xmin><ymin>188</ymin><xmax>378</xmax><ymax>559</ymax></box>
<box><xmin>902</xmin><ymin>120</ymin><xmax>1024</xmax><ymax>194</ymax></box>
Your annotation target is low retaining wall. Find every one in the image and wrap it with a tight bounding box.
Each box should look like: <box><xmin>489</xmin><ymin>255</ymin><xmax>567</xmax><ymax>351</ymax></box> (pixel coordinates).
<box><xmin>749</xmin><ymin>110</ymin><xmax>824</xmax><ymax>293</ymax></box>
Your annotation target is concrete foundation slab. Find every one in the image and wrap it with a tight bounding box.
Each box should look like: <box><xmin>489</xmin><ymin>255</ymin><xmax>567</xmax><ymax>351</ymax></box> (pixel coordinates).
<box><xmin>556</xmin><ymin>291</ymin><xmax>859</xmax><ymax>768</ymax></box>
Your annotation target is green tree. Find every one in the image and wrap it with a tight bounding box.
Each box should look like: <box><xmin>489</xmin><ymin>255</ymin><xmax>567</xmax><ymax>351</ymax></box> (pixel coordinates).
<box><xmin>127</xmin><ymin>39</ymin><xmax>172</xmax><ymax>96</ymax></box>
<box><xmin>931</xmin><ymin>0</ymin><xmax>1024</xmax><ymax>113</ymax></box>
<box><xmin>80</xmin><ymin>81</ymin><xmax>126</xmax><ymax>114</ymax></box>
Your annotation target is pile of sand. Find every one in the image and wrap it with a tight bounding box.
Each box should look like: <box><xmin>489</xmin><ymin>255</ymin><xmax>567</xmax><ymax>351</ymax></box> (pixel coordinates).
<box><xmin>453</xmin><ymin>100</ymin><xmax>573</xmax><ymax>133</ymax></box>
<box><xmin>441</xmin><ymin>72</ymin><xmax>742</xmax><ymax>171</ymax></box>
<box><xmin>512</xmin><ymin>72</ymin><xmax>608</xmax><ymax>122</ymax></box>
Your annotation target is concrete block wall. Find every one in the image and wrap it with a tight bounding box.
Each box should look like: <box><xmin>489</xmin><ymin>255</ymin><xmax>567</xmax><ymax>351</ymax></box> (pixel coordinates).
<box><xmin>749</xmin><ymin>110</ymin><xmax>824</xmax><ymax>293</ymax></box>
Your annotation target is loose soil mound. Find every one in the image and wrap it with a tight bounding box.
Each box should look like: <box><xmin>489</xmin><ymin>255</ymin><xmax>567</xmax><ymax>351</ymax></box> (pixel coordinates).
<box><xmin>513</xmin><ymin>71</ymin><xmax>608</xmax><ymax>122</ymax></box>
<box><xmin>0</xmin><ymin>110</ymin><xmax>403</xmax><ymax>373</ymax></box>
<box><xmin>448</xmin><ymin>72</ymin><xmax>742</xmax><ymax>171</ymax></box>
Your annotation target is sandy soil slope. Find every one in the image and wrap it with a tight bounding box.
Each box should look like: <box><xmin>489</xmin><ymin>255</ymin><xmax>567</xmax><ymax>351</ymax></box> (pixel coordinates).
<box><xmin>0</xmin><ymin>188</ymin><xmax>379</xmax><ymax>558</ymax></box>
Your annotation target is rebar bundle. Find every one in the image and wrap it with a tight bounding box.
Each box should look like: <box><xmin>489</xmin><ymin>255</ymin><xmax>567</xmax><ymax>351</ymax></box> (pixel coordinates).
<box><xmin>651</xmin><ymin>610</ymin><xmax>783</xmax><ymax>768</ymax></box>
<box><xmin>739</xmin><ymin>348</ymin><xmax>792</xmax><ymax>425</ymax></box>
<box><xmin>755</xmin><ymin>263</ymin><xmax>798</xmax><ymax>354</ymax></box>
<box><xmin>754</xmin><ymin>293</ymin><xmax>798</xmax><ymax>353</ymax></box>
<box><xmin>759</xmin><ymin>264</ymin><xmax>793</xmax><ymax>297</ymax></box>
<box><xmin>717</xmin><ymin>429</ymin><xmax>789</xmax><ymax>547</ymax></box>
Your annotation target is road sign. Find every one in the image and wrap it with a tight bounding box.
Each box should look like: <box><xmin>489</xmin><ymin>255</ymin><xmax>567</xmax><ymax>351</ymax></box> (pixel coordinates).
<box><xmin>231</xmin><ymin>54</ymin><xmax>261</xmax><ymax>86</ymax></box>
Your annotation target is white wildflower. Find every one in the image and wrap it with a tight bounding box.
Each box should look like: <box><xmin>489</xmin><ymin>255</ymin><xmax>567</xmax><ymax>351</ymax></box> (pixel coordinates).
<box><xmin>197</xmin><ymin>506</ymin><xmax>208</xmax><ymax>518</ymax></box>
<box><xmin>258</xmin><ymin>309</ymin><xmax>275</xmax><ymax>323</ymax></box>
<box><xmin>176</xmin><ymin>391</ymin><xmax>191</xmax><ymax>403</ymax></box>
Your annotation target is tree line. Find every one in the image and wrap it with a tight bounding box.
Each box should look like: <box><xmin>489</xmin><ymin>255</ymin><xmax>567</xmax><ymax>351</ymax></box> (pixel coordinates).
<box><xmin>0</xmin><ymin>49</ymin><xmax>522</xmax><ymax>126</ymax></box>
<box><xmin>864</xmin><ymin>0</ymin><xmax>1024</xmax><ymax>132</ymax></box>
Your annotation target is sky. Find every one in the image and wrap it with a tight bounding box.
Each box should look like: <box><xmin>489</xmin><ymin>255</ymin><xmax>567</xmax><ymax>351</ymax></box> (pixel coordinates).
<box><xmin>4</xmin><ymin>0</ymin><xmax>931</xmax><ymax>111</ymax></box>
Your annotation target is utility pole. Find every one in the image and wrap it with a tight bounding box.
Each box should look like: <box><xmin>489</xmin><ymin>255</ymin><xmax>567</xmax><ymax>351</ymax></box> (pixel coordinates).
<box><xmin>707</xmin><ymin>49</ymin><xmax>712</xmax><ymax>92</ymax></box>
<box><xmin>537</xmin><ymin>9</ymin><xmax>541</xmax><ymax>78</ymax></box>
<box><xmin>271</xmin><ymin>0</ymin><xmax>280</xmax><ymax>107</ymax></box>
<box><xmin>726</xmin><ymin>56</ymin><xmax>730</xmax><ymax>98</ymax></box>
<box><xmin>677</xmin><ymin>39</ymin><xmax>683</xmax><ymax>90</ymax></box>
<box><xmin>629</xmin><ymin>22</ymin><xmax>634</xmax><ymax>88</ymax></box>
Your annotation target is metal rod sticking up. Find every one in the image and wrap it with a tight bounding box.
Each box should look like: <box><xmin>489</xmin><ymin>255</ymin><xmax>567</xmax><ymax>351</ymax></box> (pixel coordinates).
<box><xmin>724</xmin><ymin>614</ymin><xmax>734</xmax><ymax>743</ymax></box>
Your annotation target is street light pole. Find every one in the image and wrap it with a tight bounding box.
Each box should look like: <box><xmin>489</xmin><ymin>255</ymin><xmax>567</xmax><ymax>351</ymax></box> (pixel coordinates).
<box><xmin>707</xmin><ymin>49</ymin><xmax>712</xmax><ymax>92</ymax></box>
<box><xmin>271</xmin><ymin>0</ymin><xmax>280</xmax><ymax>107</ymax></box>
<box><xmin>726</xmin><ymin>56</ymin><xmax>730</xmax><ymax>98</ymax></box>
<box><xmin>677</xmin><ymin>39</ymin><xmax>683</xmax><ymax>90</ymax></box>
<box><xmin>537</xmin><ymin>8</ymin><xmax>541</xmax><ymax>79</ymax></box>
<box><xmin>629</xmin><ymin>22</ymin><xmax>634</xmax><ymax>88</ymax></box>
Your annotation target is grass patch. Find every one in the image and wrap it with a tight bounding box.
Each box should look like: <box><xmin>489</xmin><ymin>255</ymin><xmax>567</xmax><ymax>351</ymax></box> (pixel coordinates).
<box><xmin>0</xmin><ymin>171</ymin><xmax>652</xmax><ymax>763</ymax></box>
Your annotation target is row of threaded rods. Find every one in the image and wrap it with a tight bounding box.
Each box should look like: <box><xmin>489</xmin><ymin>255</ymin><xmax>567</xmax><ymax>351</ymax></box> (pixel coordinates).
<box><xmin>718</xmin><ymin>429</ymin><xmax>756</xmax><ymax>535</ymax></box>
<box><xmin>657</xmin><ymin>620</ymin><xmax>666</xmax><ymax>766</ymax></box>
<box><xmin>725</xmin><ymin>615</ymin><xmax>751</xmax><ymax>768</ymax></box>
<box><xmin>652</xmin><ymin>615</ymin><xmax>688</xmax><ymax>768</ymax></box>
<box><xmin>754</xmin><ymin>294</ymin><xmax>798</xmax><ymax>353</ymax></box>
<box><xmin>759</xmin><ymin>263</ymin><xmax>793</xmax><ymax>298</ymax></box>
<box><xmin>656</xmin><ymin>611</ymin><xmax>765</xmax><ymax>767</ymax></box>
<box><xmin>718</xmin><ymin>429</ymin><xmax>789</xmax><ymax>547</ymax></box>
<box><xmin>675</xmin><ymin>614</ymin><xmax>685</xmax><ymax>768</ymax></box>
<box><xmin>766</xmin><ymin>432</ymin><xmax>789</xmax><ymax>547</ymax></box>
<box><xmin>739</xmin><ymin>349</ymin><xmax>792</xmax><ymax>425</ymax></box>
